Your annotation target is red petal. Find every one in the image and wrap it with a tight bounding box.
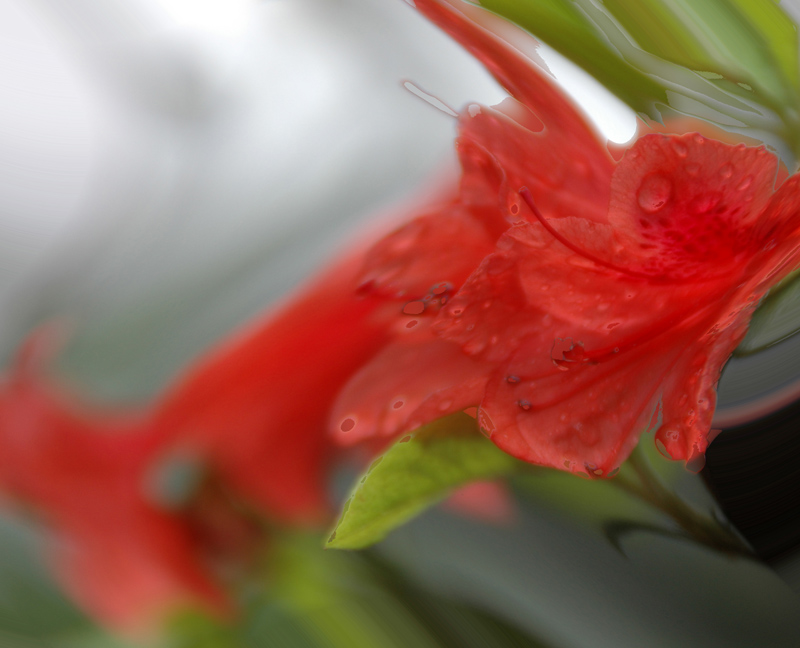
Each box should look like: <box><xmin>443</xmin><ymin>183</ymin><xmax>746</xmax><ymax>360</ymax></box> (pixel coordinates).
<box><xmin>442</xmin><ymin>480</ymin><xmax>515</xmax><ymax>525</ymax></box>
<box><xmin>608</xmin><ymin>133</ymin><xmax>778</xmax><ymax>279</ymax></box>
<box><xmin>358</xmin><ymin>201</ymin><xmax>496</xmax><ymax>300</ymax></box>
<box><xmin>331</xmin><ymin>323</ymin><xmax>490</xmax><ymax>444</ymax></box>
<box><xmin>153</xmin><ymin>251</ymin><xmax>392</xmax><ymax>524</ymax></box>
<box><xmin>458</xmin><ymin>100</ymin><xmax>612</xmax><ymax>223</ymax></box>
<box><xmin>0</xmin><ymin>352</ymin><xmax>225</xmax><ymax>629</ymax></box>
<box><xmin>747</xmin><ymin>175</ymin><xmax>800</xmax><ymax>291</ymax></box>
<box><xmin>413</xmin><ymin>0</ymin><xmax>607</xmax><ymax>153</ymax></box>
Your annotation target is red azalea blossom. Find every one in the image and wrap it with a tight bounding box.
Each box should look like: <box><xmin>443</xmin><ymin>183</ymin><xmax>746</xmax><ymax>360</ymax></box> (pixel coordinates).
<box><xmin>0</xmin><ymin>332</ymin><xmax>226</xmax><ymax>630</ymax></box>
<box><xmin>328</xmin><ymin>0</ymin><xmax>800</xmax><ymax>477</ymax></box>
<box><xmin>0</xmin><ymin>252</ymin><xmax>392</xmax><ymax>627</ymax></box>
<box><xmin>3</xmin><ymin>0</ymin><xmax>800</xmax><ymax>627</ymax></box>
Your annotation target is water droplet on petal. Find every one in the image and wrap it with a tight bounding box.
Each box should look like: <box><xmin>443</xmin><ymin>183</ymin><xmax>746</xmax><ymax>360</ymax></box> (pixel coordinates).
<box><xmin>399</xmin><ymin>435</ymin><xmax>412</xmax><ymax>443</ymax></box>
<box><xmin>340</xmin><ymin>418</ymin><xmax>356</xmax><ymax>432</ymax></box>
<box><xmin>405</xmin><ymin>319</ymin><xmax>418</xmax><ymax>329</ymax></box>
<box><xmin>506</xmin><ymin>375</ymin><xmax>520</xmax><ymax>384</ymax></box>
<box><xmin>438</xmin><ymin>399</ymin><xmax>453</xmax><ymax>412</ymax></box>
<box><xmin>737</xmin><ymin>176</ymin><xmax>753</xmax><ymax>191</ymax></box>
<box><xmin>477</xmin><ymin>408</ymin><xmax>495</xmax><ymax>438</ymax></box>
<box><xmin>693</xmin><ymin>133</ymin><xmax>705</xmax><ymax>144</ymax></box>
<box><xmin>431</xmin><ymin>282</ymin><xmax>452</xmax><ymax>295</ymax></box>
<box><xmin>689</xmin><ymin>193</ymin><xmax>720</xmax><ymax>215</ymax></box>
<box><xmin>402</xmin><ymin>301</ymin><xmax>425</xmax><ymax>315</ymax></box>
<box><xmin>518</xmin><ymin>399</ymin><xmax>532</xmax><ymax>411</ymax></box>
<box><xmin>655</xmin><ymin>438</ymin><xmax>671</xmax><ymax>458</ymax></box>
<box><xmin>637</xmin><ymin>174</ymin><xmax>672</xmax><ymax>213</ymax></box>
<box><xmin>463</xmin><ymin>338</ymin><xmax>486</xmax><ymax>355</ymax></box>
<box><xmin>673</xmin><ymin>141</ymin><xmax>688</xmax><ymax>157</ymax></box>
<box><xmin>392</xmin><ymin>400</ymin><xmax>405</xmax><ymax>410</ymax></box>
<box><xmin>719</xmin><ymin>164</ymin><xmax>733</xmax><ymax>179</ymax></box>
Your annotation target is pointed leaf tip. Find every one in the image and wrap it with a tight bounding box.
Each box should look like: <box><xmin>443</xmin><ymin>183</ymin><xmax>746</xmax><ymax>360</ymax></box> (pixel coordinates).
<box><xmin>326</xmin><ymin>413</ymin><xmax>519</xmax><ymax>549</ymax></box>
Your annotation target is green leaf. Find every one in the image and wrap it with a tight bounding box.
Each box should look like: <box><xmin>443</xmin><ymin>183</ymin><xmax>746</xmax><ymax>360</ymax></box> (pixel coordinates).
<box><xmin>476</xmin><ymin>0</ymin><xmax>800</xmax><ymax>159</ymax></box>
<box><xmin>736</xmin><ymin>270</ymin><xmax>800</xmax><ymax>354</ymax></box>
<box><xmin>327</xmin><ymin>413</ymin><xmax>519</xmax><ymax>550</ymax></box>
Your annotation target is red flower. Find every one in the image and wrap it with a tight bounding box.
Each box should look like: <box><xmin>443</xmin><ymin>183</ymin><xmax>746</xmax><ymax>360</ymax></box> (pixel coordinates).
<box><xmin>148</xmin><ymin>250</ymin><xmax>393</xmax><ymax>523</ymax></box>
<box><xmin>0</xmin><ymin>252</ymin><xmax>393</xmax><ymax>627</ymax></box>
<box><xmin>327</xmin><ymin>0</ymin><xmax>800</xmax><ymax>476</ymax></box>
<box><xmin>0</xmin><ymin>331</ymin><xmax>225</xmax><ymax>630</ymax></box>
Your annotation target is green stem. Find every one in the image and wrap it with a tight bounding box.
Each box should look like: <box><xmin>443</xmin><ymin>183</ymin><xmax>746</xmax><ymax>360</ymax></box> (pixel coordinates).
<box><xmin>613</xmin><ymin>444</ymin><xmax>752</xmax><ymax>556</ymax></box>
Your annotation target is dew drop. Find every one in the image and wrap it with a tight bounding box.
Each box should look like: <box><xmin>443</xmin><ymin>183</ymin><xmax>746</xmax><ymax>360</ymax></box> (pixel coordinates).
<box><xmin>737</xmin><ymin>176</ymin><xmax>753</xmax><ymax>191</ymax></box>
<box><xmin>438</xmin><ymin>399</ymin><xmax>453</xmax><ymax>412</ymax></box>
<box><xmin>673</xmin><ymin>141</ymin><xmax>688</xmax><ymax>157</ymax></box>
<box><xmin>506</xmin><ymin>375</ymin><xmax>521</xmax><ymax>384</ymax></box>
<box><xmin>392</xmin><ymin>400</ymin><xmax>405</xmax><ymax>410</ymax></box>
<box><xmin>399</xmin><ymin>435</ymin><xmax>412</xmax><ymax>443</ymax></box>
<box><xmin>655</xmin><ymin>438</ymin><xmax>671</xmax><ymax>458</ymax></box>
<box><xmin>719</xmin><ymin>164</ymin><xmax>733</xmax><ymax>179</ymax></box>
<box><xmin>518</xmin><ymin>399</ymin><xmax>532</xmax><ymax>411</ymax></box>
<box><xmin>637</xmin><ymin>174</ymin><xmax>672</xmax><ymax>213</ymax></box>
<box><xmin>693</xmin><ymin>133</ymin><xmax>705</xmax><ymax>144</ymax></box>
<box><xmin>340</xmin><ymin>418</ymin><xmax>356</xmax><ymax>432</ymax></box>
<box><xmin>463</xmin><ymin>338</ymin><xmax>486</xmax><ymax>355</ymax></box>
<box><xmin>477</xmin><ymin>408</ymin><xmax>496</xmax><ymax>438</ymax></box>
<box><xmin>405</xmin><ymin>319</ymin><xmax>418</xmax><ymax>329</ymax></box>
<box><xmin>431</xmin><ymin>282</ymin><xmax>451</xmax><ymax>295</ymax></box>
<box><xmin>402</xmin><ymin>301</ymin><xmax>425</xmax><ymax>315</ymax></box>
<box><xmin>689</xmin><ymin>193</ymin><xmax>721</xmax><ymax>215</ymax></box>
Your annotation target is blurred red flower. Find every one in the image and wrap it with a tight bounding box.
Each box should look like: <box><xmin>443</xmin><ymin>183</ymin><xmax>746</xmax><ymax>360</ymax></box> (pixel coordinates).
<box><xmin>0</xmin><ymin>252</ymin><xmax>392</xmax><ymax>628</ymax></box>
<box><xmin>328</xmin><ymin>0</ymin><xmax>800</xmax><ymax>476</ymax></box>
<box><xmin>0</xmin><ymin>332</ymin><xmax>225</xmax><ymax>629</ymax></box>
<box><xmin>3</xmin><ymin>0</ymin><xmax>800</xmax><ymax>628</ymax></box>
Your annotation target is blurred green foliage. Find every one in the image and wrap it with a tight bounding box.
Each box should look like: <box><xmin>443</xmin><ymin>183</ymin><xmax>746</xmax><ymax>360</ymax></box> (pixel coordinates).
<box><xmin>478</xmin><ymin>0</ymin><xmax>800</xmax><ymax>160</ymax></box>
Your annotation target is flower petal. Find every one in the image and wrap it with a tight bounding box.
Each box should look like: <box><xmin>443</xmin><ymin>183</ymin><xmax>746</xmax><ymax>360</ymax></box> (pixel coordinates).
<box><xmin>358</xmin><ymin>201</ymin><xmax>496</xmax><ymax>300</ymax></box>
<box><xmin>458</xmin><ymin>99</ymin><xmax>612</xmax><ymax>223</ymax></box>
<box><xmin>413</xmin><ymin>0</ymin><xmax>609</xmax><ymax>155</ymax></box>
<box><xmin>331</xmin><ymin>324</ymin><xmax>490</xmax><ymax>444</ymax></box>
<box><xmin>608</xmin><ymin>133</ymin><xmax>779</xmax><ymax>279</ymax></box>
<box><xmin>0</xmin><ymin>341</ymin><xmax>225</xmax><ymax>629</ymax></box>
<box><xmin>153</xmin><ymin>251</ymin><xmax>392</xmax><ymax>524</ymax></box>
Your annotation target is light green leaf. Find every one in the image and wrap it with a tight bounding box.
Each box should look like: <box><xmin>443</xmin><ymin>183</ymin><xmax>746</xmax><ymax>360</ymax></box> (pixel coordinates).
<box><xmin>327</xmin><ymin>413</ymin><xmax>519</xmax><ymax>550</ymax></box>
